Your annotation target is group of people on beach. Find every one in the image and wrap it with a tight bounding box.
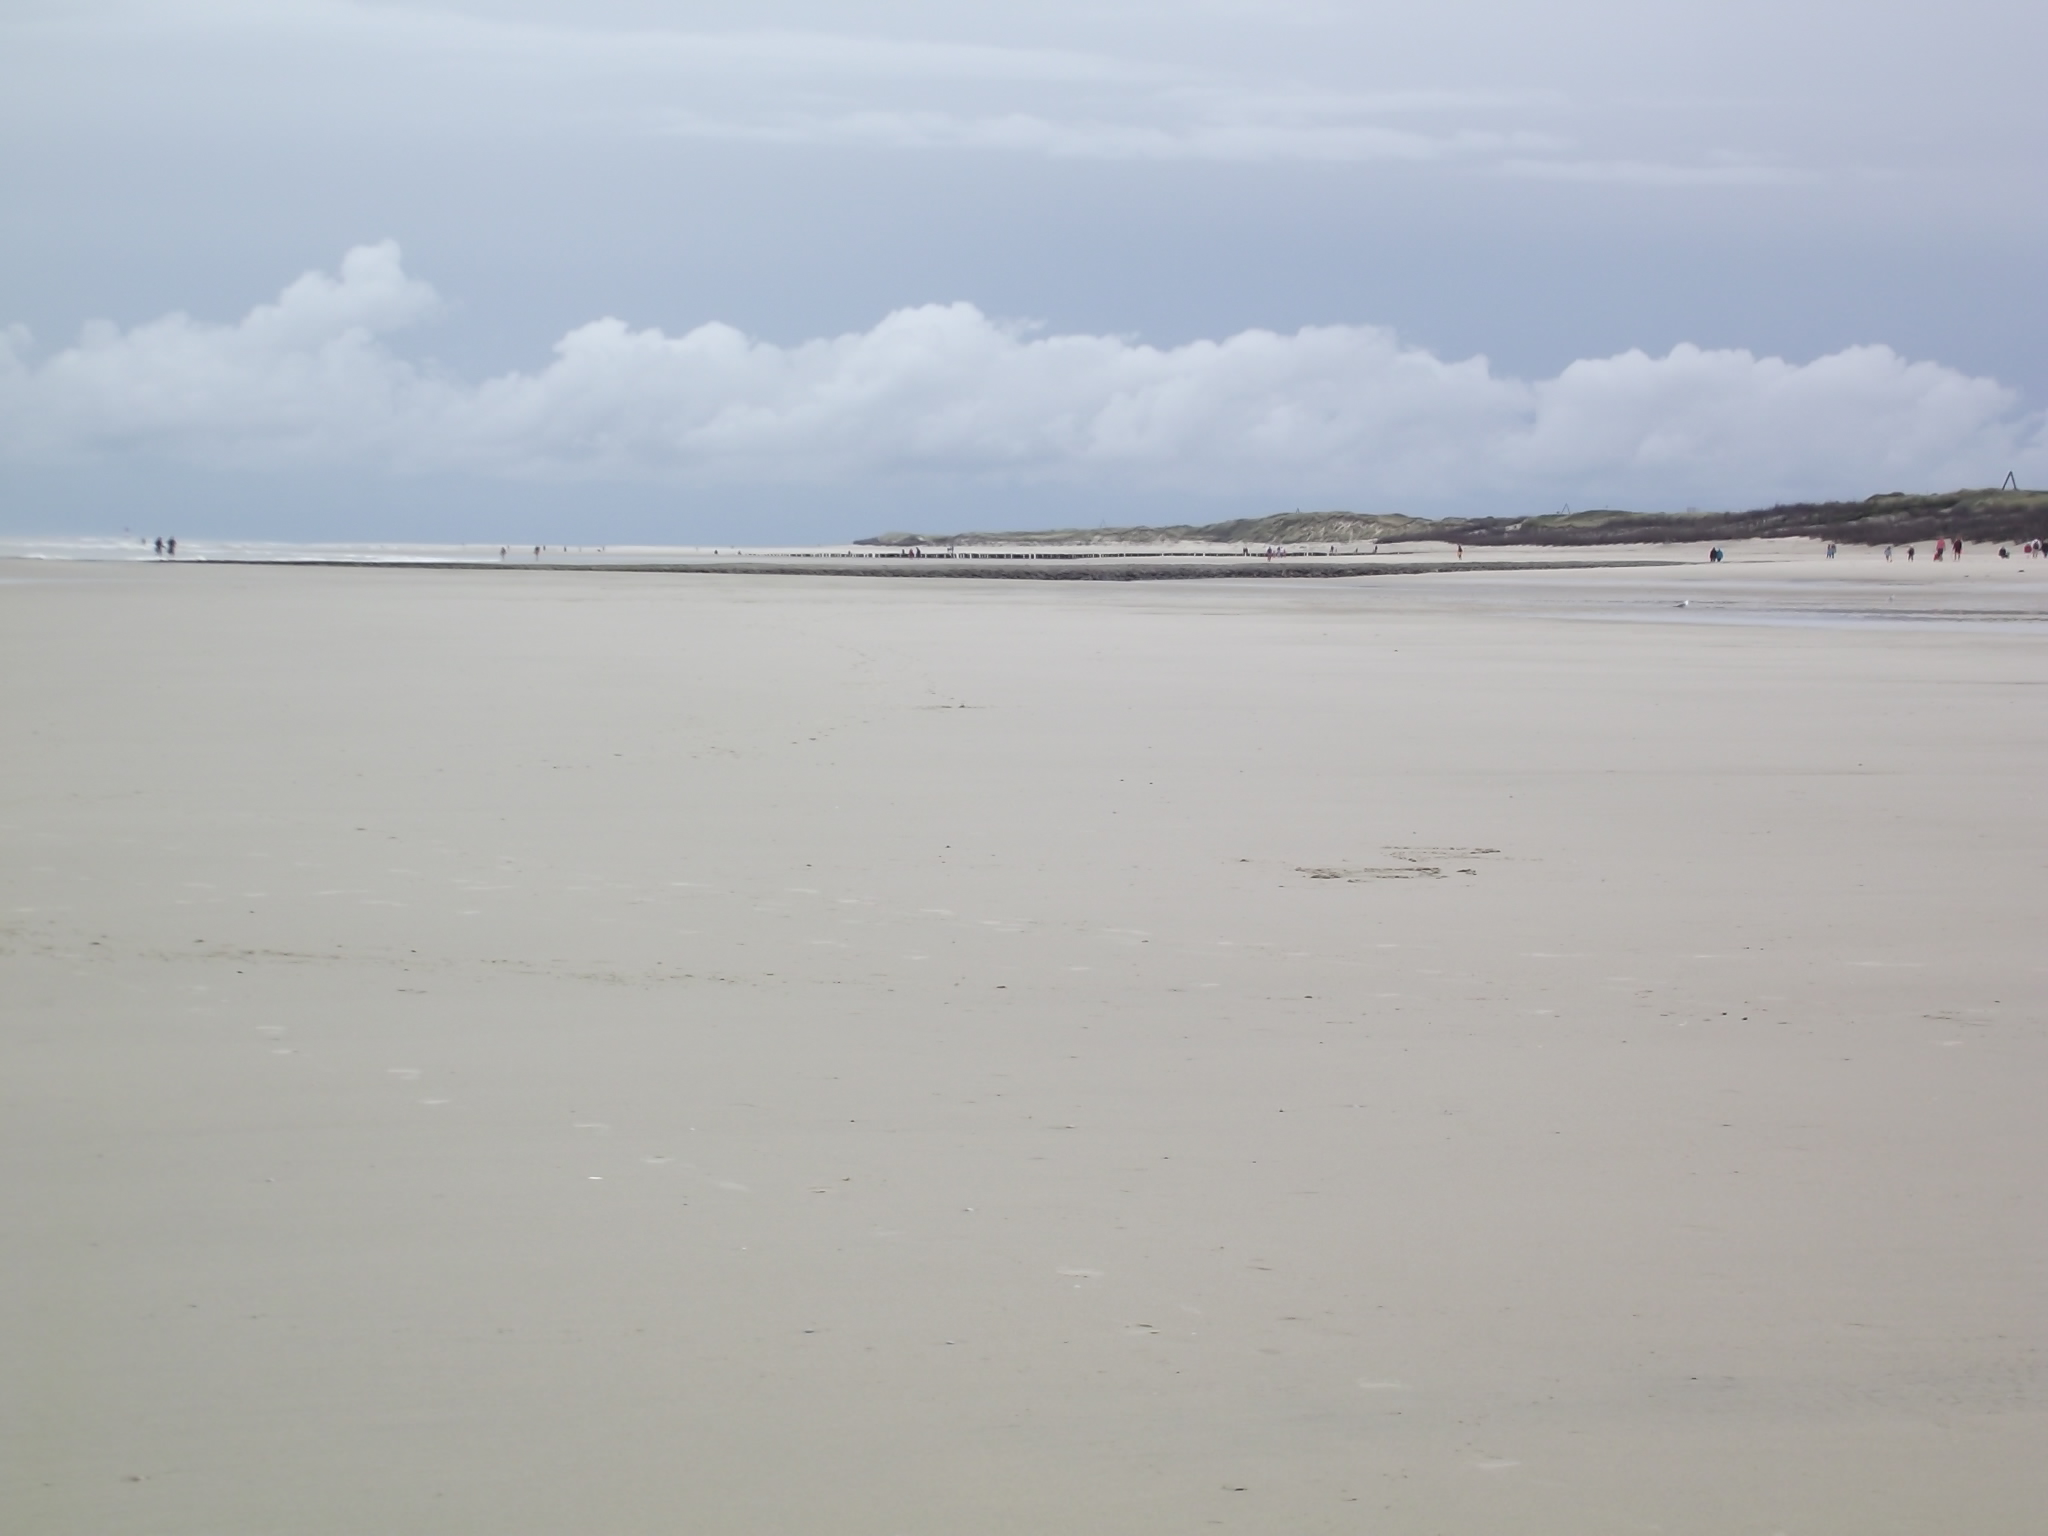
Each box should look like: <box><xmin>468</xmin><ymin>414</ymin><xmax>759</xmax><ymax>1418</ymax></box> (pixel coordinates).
<box><xmin>1706</xmin><ymin>536</ymin><xmax>2044</xmax><ymax>566</ymax></box>
<box><xmin>151</xmin><ymin>536</ymin><xmax>177</xmax><ymax>557</ymax></box>
<box><xmin>1879</xmin><ymin>537</ymin><xmax>2048</xmax><ymax>561</ymax></box>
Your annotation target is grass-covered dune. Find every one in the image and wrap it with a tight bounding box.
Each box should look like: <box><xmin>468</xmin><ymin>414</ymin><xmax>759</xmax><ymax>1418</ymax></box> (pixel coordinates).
<box><xmin>862</xmin><ymin>488</ymin><xmax>2048</xmax><ymax>549</ymax></box>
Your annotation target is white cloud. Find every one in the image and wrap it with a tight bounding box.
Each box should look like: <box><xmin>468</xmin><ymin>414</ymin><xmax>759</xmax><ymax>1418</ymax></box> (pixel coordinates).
<box><xmin>4</xmin><ymin>244</ymin><xmax>2042</xmax><ymax>511</ymax></box>
<box><xmin>1</xmin><ymin>243</ymin><xmax>443</xmax><ymax>466</ymax></box>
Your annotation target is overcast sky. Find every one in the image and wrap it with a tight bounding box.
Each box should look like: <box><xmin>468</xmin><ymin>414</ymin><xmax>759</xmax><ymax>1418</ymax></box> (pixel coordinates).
<box><xmin>4</xmin><ymin>0</ymin><xmax>2045</xmax><ymax>542</ymax></box>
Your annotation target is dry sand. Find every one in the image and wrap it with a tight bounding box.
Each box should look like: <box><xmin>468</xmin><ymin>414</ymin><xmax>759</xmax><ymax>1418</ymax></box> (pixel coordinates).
<box><xmin>3</xmin><ymin>552</ymin><xmax>2045</xmax><ymax>1534</ymax></box>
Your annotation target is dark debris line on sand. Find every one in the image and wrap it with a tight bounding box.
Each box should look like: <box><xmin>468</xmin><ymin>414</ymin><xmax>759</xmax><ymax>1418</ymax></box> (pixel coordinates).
<box><xmin>196</xmin><ymin>557</ymin><xmax>1687</xmax><ymax>582</ymax></box>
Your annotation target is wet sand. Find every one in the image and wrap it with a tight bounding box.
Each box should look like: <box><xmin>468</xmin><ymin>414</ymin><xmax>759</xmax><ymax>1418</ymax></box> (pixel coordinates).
<box><xmin>4</xmin><ymin>553</ymin><xmax>2045</xmax><ymax>1534</ymax></box>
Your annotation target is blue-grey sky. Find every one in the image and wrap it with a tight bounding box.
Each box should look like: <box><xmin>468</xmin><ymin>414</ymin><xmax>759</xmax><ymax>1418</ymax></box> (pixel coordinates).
<box><xmin>4</xmin><ymin>0</ymin><xmax>2045</xmax><ymax>542</ymax></box>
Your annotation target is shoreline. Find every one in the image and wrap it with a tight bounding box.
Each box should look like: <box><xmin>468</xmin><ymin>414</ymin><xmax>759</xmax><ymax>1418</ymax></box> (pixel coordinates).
<box><xmin>175</xmin><ymin>554</ymin><xmax>1693</xmax><ymax>581</ymax></box>
<box><xmin>13</xmin><ymin>532</ymin><xmax>2025</xmax><ymax>580</ymax></box>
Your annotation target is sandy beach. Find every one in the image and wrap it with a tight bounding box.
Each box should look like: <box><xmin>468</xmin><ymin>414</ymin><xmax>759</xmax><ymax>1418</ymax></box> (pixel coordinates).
<box><xmin>4</xmin><ymin>551</ymin><xmax>2045</xmax><ymax>1534</ymax></box>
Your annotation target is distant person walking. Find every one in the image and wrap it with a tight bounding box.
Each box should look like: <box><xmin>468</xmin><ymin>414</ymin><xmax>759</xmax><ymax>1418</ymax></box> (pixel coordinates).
<box><xmin>1953</xmin><ymin>537</ymin><xmax>1964</xmax><ymax>559</ymax></box>
<box><xmin>166</xmin><ymin>537</ymin><xmax>176</xmax><ymax>557</ymax></box>
<box><xmin>153</xmin><ymin>537</ymin><xmax>163</xmax><ymax>556</ymax></box>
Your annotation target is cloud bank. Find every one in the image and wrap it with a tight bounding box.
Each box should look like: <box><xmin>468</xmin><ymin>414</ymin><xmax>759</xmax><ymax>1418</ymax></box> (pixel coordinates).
<box><xmin>4</xmin><ymin>243</ymin><xmax>2042</xmax><ymax>514</ymax></box>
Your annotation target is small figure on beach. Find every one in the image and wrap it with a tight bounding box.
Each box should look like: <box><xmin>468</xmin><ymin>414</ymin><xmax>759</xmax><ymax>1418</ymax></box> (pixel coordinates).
<box><xmin>1952</xmin><ymin>538</ymin><xmax>1964</xmax><ymax>559</ymax></box>
<box><xmin>153</xmin><ymin>537</ymin><xmax>163</xmax><ymax>556</ymax></box>
<box><xmin>1907</xmin><ymin>545</ymin><xmax>1915</xmax><ymax>560</ymax></box>
<box><xmin>1933</xmin><ymin>539</ymin><xmax>1945</xmax><ymax>561</ymax></box>
<box><xmin>166</xmin><ymin>537</ymin><xmax>176</xmax><ymax>557</ymax></box>
<box><xmin>1884</xmin><ymin>545</ymin><xmax>1894</xmax><ymax>561</ymax></box>
<box><xmin>1709</xmin><ymin>546</ymin><xmax>1723</xmax><ymax>563</ymax></box>
<box><xmin>1826</xmin><ymin>543</ymin><xmax>1837</xmax><ymax>559</ymax></box>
